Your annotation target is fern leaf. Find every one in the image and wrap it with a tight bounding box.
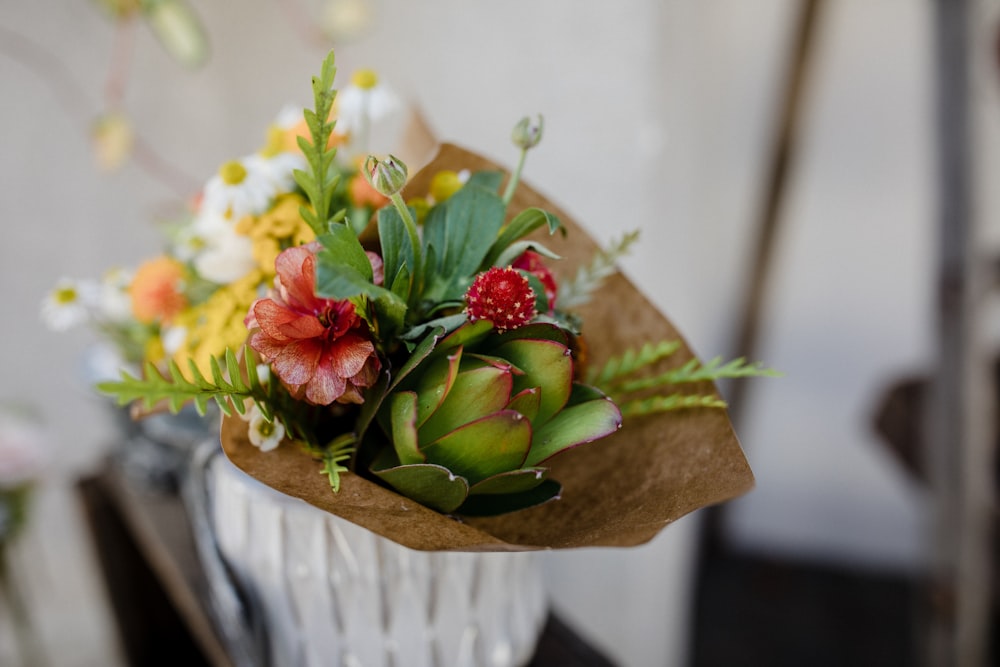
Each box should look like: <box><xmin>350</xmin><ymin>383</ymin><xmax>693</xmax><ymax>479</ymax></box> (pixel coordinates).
<box><xmin>96</xmin><ymin>348</ymin><xmax>270</xmax><ymax>417</ymax></box>
<box><xmin>320</xmin><ymin>433</ymin><xmax>356</xmax><ymax>493</ymax></box>
<box><xmin>588</xmin><ymin>340</ymin><xmax>681</xmax><ymax>387</ymax></box>
<box><xmin>619</xmin><ymin>393</ymin><xmax>728</xmax><ymax>418</ymax></box>
<box><xmin>616</xmin><ymin>356</ymin><xmax>779</xmax><ymax>394</ymax></box>
<box><xmin>557</xmin><ymin>230</ymin><xmax>639</xmax><ymax>309</ymax></box>
<box><xmin>297</xmin><ymin>50</ymin><xmax>341</xmax><ymax>237</ymax></box>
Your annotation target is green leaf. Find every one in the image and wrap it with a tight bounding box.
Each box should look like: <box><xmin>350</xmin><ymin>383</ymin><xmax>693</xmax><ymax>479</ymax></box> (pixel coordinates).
<box><xmin>377</xmin><ymin>206</ymin><xmax>415</xmax><ymax>294</ymax></box>
<box><xmin>321</xmin><ymin>433</ymin><xmax>356</xmax><ymax>493</ymax></box>
<box><xmin>400</xmin><ymin>314</ymin><xmax>467</xmax><ymax>344</ymax></box>
<box><xmin>525</xmin><ymin>390</ymin><xmax>622</xmax><ymax>467</ymax></box>
<box><xmin>619</xmin><ymin>393</ymin><xmax>729</xmax><ymax>417</ymax></box>
<box><xmin>317</xmin><ymin>224</ymin><xmax>373</xmax><ymax>280</ymax></box>
<box><xmin>588</xmin><ymin>340</ymin><xmax>682</xmax><ymax>387</ymax></box>
<box><xmin>493</xmin><ymin>338</ymin><xmax>573</xmax><ymax>426</ymax></box>
<box><xmin>371</xmin><ymin>463</ymin><xmax>470</xmax><ymax>514</ymax></box>
<box><xmin>420</xmin><ymin>411</ymin><xmax>532</xmax><ymax>485</ymax></box>
<box><xmin>423</xmin><ymin>185</ymin><xmax>506</xmax><ymax>289</ymax></box>
<box><xmin>505</xmin><ymin>387</ymin><xmax>541</xmax><ymax>423</ymax></box>
<box><xmin>96</xmin><ymin>347</ymin><xmax>269</xmax><ymax>418</ymax></box>
<box><xmin>481</xmin><ymin>207</ymin><xmax>562</xmax><ymax>269</ymax></box>
<box><xmin>417</xmin><ymin>363</ymin><xmax>513</xmax><ymax>444</ymax></box>
<box><xmin>467</xmin><ymin>467</ymin><xmax>549</xmax><ymax>495</ymax></box>
<box><xmin>412</xmin><ymin>350</ymin><xmax>462</xmax><ymax>427</ymax></box>
<box><xmin>492</xmin><ymin>240</ymin><xmax>561</xmax><ymax>269</ymax></box>
<box><xmin>458</xmin><ymin>479</ymin><xmax>562</xmax><ymax>517</ymax></box>
<box><xmin>296</xmin><ymin>50</ymin><xmax>341</xmax><ymax>236</ymax></box>
<box><xmin>465</xmin><ymin>170</ymin><xmax>504</xmax><ymax>193</ymax></box>
<box><xmin>388</xmin><ymin>392</ymin><xmax>424</xmax><ymax>464</ymax></box>
<box><xmin>557</xmin><ymin>230</ymin><xmax>639</xmax><ymax>309</ymax></box>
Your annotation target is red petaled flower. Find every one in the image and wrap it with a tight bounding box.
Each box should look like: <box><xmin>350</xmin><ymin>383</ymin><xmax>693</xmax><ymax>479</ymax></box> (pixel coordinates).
<box><xmin>511</xmin><ymin>250</ymin><xmax>558</xmax><ymax>311</ymax></box>
<box><xmin>464</xmin><ymin>266</ymin><xmax>537</xmax><ymax>332</ymax></box>
<box><xmin>246</xmin><ymin>243</ymin><xmax>381</xmax><ymax>406</ymax></box>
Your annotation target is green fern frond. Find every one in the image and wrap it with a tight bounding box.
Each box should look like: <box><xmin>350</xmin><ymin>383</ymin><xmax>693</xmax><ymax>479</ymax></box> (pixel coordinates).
<box><xmin>557</xmin><ymin>230</ymin><xmax>640</xmax><ymax>309</ymax></box>
<box><xmin>96</xmin><ymin>347</ymin><xmax>269</xmax><ymax>418</ymax></box>
<box><xmin>619</xmin><ymin>393</ymin><xmax>729</xmax><ymax>418</ymax></box>
<box><xmin>615</xmin><ymin>356</ymin><xmax>780</xmax><ymax>394</ymax></box>
<box><xmin>320</xmin><ymin>433</ymin><xmax>356</xmax><ymax>493</ymax></box>
<box><xmin>587</xmin><ymin>340</ymin><xmax>681</xmax><ymax>387</ymax></box>
<box><xmin>590</xmin><ymin>340</ymin><xmax>779</xmax><ymax>418</ymax></box>
<box><xmin>293</xmin><ymin>50</ymin><xmax>341</xmax><ymax>237</ymax></box>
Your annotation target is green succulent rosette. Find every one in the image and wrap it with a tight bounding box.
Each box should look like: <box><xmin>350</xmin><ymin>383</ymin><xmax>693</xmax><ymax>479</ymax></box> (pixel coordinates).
<box><xmin>369</xmin><ymin>320</ymin><xmax>621</xmax><ymax>516</ymax></box>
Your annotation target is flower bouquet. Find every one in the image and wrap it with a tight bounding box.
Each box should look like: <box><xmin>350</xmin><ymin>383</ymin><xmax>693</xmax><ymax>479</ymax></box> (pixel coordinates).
<box><xmin>89</xmin><ymin>51</ymin><xmax>764</xmax><ymax>550</ymax></box>
<box><xmin>54</xmin><ymin>50</ymin><xmax>768</xmax><ymax>665</ymax></box>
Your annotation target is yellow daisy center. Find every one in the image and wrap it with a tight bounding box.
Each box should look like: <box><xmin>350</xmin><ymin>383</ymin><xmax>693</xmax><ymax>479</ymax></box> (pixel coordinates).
<box><xmin>351</xmin><ymin>69</ymin><xmax>378</xmax><ymax>90</ymax></box>
<box><xmin>55</xmin><ymin>286</ymin><xmax>79</xmax><ymax>305</ymax></box>
<box><xmin>219</xmin><ymin>160</ymin><xmax>248</xmax><ymax>185</ymax></box>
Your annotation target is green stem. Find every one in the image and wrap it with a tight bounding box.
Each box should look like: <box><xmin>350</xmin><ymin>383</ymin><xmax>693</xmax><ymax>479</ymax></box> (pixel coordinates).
<box><xmin>389</xmin><ymin>192</ymin><xmax>423</xmax><ymax>296</ymax></box>
<box><xmin>502</xmin><ymin>147</ymin><xmax>528</xmax><ymax>207</ymax></box>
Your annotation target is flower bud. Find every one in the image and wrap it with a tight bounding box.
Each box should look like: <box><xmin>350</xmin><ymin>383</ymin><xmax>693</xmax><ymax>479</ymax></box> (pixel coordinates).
<box><xmin>364</xmin><ymin>154</ymin><xmax>408</xmax><ymax>197</ymax></box>
<box><xmin>511</xmin><ymin>114</ymin><xmax>544</xmax><ymax>150</ymax></box>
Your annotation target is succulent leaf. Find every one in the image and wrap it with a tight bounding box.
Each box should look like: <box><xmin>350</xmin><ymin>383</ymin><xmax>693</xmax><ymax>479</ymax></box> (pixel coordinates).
<box><xmin>388</xmin><ymin>391</ymin><xmax>424</xmax><ymax>465</ymax></box>
<box><xmin>413</xmin><ymin>350</ymin><xmax>463</xmax><ymax>427</ymax></box>
<box><xmin>494</xmin><ymin>338</ymin><xmax>573</xmax><ymax>426</ymax></box>
<box><xmin>467</xmin><ymin>467</ymin><xmax>549</xmax><ymax>496</ymax></box>
<box><xmin>506</xmin><ymin>387</ymin><xmax>541</xmax><ymax>423</ymax></box>
<box><xmin>417</xmin><ymin>362</ymin><xmax>514</xmax><ymax>444</ymax></box>
<box><xmin>372</xmin><ymin>463</ymin><xmax>470</xmax><ymax>513</ymax></box>
<box><xmin>420</xmin><ymin>411</ymin><xmax>532</xmax><ymax>485</ymax></box>
<box><xmin>525</xmin><ymin>393</ymin><xmax>622</xmax><ymax>467</ymax></box>
<box><xmin>457</xmin><ymin>480</ymin><xmax>562</xmax><ymax>517</ymax></box>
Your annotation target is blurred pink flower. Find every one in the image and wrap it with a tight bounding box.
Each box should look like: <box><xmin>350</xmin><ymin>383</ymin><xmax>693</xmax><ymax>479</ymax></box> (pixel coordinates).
<box><xmin>247</xmin><ymin>243</ymin><xmax>381</xmax><ymax>406</ymax></box>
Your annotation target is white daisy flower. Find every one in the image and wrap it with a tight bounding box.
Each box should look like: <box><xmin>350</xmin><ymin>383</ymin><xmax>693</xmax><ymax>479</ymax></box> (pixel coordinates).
<box><xmin>96</xmin><ymin>268</ymin><xmax>134</xmax><ymax>324</ymax></box>
<box><xmin>41</xmin><ymin>278</ymin><xmax>98</xmax><ymax>331</ymax></box>
<box><xmin>190</xmin><ymin>209</ymin><xmax>256</xmax><ymax>284</ymax></box>
<box><xmin>201</xmin><ymin>156</ymin><xmax>277</xmax><ymax>220</ymax></box>
<box><xmin>335</xmin><ymin>70</ymin><xmax>402</xmax><ymax>154</ymax></box>
<box><xmin>258</xmin><ymin>150</ymin><xmax>307</xmax><ymax>192</ymax></box>
<box><xmin>246</xmin><ymin>405</ymin><xmax>285</xmax><ymax>452</ymax></box>
<box><xmin>273</xmin><ymin>104</ymin><xmax>304</xmax><ymax>130</ymax></box>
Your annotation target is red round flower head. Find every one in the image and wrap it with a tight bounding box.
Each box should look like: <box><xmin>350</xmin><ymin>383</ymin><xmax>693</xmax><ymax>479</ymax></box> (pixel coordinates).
<box><xmin>464</xmin><ymin>266</ymin><xmax>537</xmax><ymax>332</ymax></box>
<box><xmin>511</xmin><ymin>250</ymin><xmax>558</xmax><ymax>311</ymax></box>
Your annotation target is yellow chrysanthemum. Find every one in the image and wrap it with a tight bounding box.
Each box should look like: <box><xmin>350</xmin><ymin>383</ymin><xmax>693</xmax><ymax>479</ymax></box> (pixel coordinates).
<box><xmin>234</xmin><ymin>194</ymin><xmax>316</xmax><ymax>275</ymax></box>
<box><xmin>170</xmin><ymin>271</ymin><xmax>264</xmax><ymax>377</ymax></box>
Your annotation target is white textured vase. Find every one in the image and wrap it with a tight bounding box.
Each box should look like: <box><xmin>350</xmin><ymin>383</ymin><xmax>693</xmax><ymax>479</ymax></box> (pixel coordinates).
<box><xmin>205</xmin><ymin>452</ymin><xmax>549</xmax><ymax>667</ymax></box>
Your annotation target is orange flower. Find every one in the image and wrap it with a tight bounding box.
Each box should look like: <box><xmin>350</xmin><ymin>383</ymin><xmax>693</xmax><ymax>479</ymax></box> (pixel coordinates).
<box><xmin>348</xmin><ymin>174</ymin><xmax>389</xmax><ymax>209</ymax></box>
<box><xmin>129</xmin><ymin>257</ymin><xmax>187</xmax><ymax>324</ymax></box>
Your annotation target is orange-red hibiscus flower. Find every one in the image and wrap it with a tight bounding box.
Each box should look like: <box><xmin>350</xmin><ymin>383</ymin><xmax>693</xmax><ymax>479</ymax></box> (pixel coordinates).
<box><xmin>246</xmin><ymin>243</ymin><xmax>381</xmax><ymax>406</ymax></box>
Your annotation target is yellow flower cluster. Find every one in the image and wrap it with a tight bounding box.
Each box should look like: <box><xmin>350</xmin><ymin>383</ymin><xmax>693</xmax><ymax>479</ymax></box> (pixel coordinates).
<box><xmin>170</xmin><ymin>270</ymin><xmax>264</xmax><ymax>377</ymax></box>
<box><xmin>235</xmin><ymin>193</ymin><xmax>316</xmax><ymax>277</ymax></box>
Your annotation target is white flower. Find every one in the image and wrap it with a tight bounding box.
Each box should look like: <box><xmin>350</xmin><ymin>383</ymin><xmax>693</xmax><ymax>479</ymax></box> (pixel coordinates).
<box><xmin>0</xmin><ymin>411</ymin><xmax>50</xmax><ymax>489</ymax></box>
<box><xmin>160</xmin><ymin>325</ymin><xmax>188</xmax><ymax>356</ymax></box>
<box><xmin>201</xmin><ymin>156</ymin><xmax>278</xmax><ymax>220</ymax></box>
<box><xmin>335</xmin><ymin>71</ymin><xmax>400</xmax><ymax>138</ymax></box>
<box><xmin>96</xmin><ymin>268</ymin><xmax>134</xmax><ymax>324</ymax></box>
<box><xmin>273</xmin><ymin>104</ymin><xmax>304</xmax><ymax>130</ymax></box>
<box><xmin>258</xmin><ymin>151</ymin><xmax>307</xmax><ymax>192</ymax></box>
<box><xmin>245</xmin><ymin>405</ymin><xmax>285</xmax><ymax>452</ymax></box>
<box><xmin>41</xmin><ymin>278</ymin><xmax>98</xmax><ymax>331</ymax></box>
<box><xmin>190</xmin><ymin>209</ymin><xmax>256</xmax><ymax>284</ymax></box>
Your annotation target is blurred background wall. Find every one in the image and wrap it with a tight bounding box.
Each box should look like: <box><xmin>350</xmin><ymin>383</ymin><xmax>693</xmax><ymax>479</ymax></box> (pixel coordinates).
<box><xmin>5</xmin><ymin>0</ymin><xmax>996</xmax><ymax>665</ymax></box>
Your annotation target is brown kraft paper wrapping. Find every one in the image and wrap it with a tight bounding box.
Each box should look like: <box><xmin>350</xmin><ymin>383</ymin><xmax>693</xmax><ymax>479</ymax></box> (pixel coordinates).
<box><xmin>221</xmin><ymin>143</ymin><xmax>755</xmax><ymax>552</ymax></box>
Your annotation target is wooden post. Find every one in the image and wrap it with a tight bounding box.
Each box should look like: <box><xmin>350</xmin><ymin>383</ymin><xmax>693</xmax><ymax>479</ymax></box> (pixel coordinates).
<box><xmin>925</xmin><ymin>0</ymin><xmax>996</xmax><ymax>664</ymax></box>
